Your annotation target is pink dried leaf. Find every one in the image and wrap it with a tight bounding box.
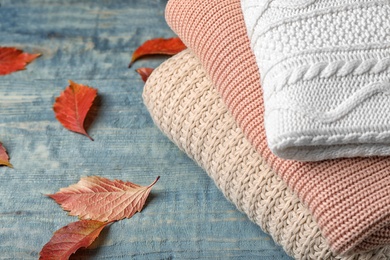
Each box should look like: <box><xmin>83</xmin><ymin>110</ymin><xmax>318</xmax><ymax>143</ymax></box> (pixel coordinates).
<box><xmin>53</xmin><ymin>80</ymin><xmax>97</xmax><ymax>141</ymax></box>
<box><xmin>0</xmin><ymin>47</ymin><xmax>40</xmax><ymax>76</ymax></box>
<box><xmin>136</xmin><ymin>67</ymin><xmax>154</xmax><ymax>82</ymax></box>
<box><xmin>39</xmin><ymin>220</ymin><xmax>109</xmax><ymax>260</ymax></box>
<box><xmin>48</xmin><ymin>176</ymin><xmax>159</xmax><ymax>222</ymax></box>
<box><xmin>0</xmin><ymin>142</ymin><xmax>12</xmax><ymax>168</ymax></box>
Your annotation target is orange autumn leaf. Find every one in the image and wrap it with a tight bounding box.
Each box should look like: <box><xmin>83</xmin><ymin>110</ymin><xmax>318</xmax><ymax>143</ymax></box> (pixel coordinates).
<box><xmin>53</xmin><ymin>80</ymin><xmax>97</xmax><ymax>141</ymax></box>
<box><xmin>48</xmin><ymin>176</ymin><xmax>160</xmax><ymax>222</ymax></box>
<box><xmin>136</xmin><ymin>67</ymin><xmax>154</xmax><ymax>82</ymax></box>
<box><xmin>39</xmin><ymin>220</ymin><xmax>109</xmax><ymax>260</ymax></box>
<box><xmin>129</xmin><ymin>37</ymin><xmax>186</xmax><ymax>67</ymax></box>
<box><xmin>0</xmin><ymin>142</ymin><xmax>12</xmax><ymax>168</ymax></box>
<box><xmin>0</xmin><ymin>47</ymin><xmax>40</xmax><ymax>75</ymax></box>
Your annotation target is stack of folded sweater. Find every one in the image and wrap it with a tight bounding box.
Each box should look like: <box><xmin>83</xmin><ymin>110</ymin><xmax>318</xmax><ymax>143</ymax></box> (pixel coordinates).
<box><xmin>142</xmin><ymin>0</ymin><xmax>390</xmax><ymax>259</ymax></box>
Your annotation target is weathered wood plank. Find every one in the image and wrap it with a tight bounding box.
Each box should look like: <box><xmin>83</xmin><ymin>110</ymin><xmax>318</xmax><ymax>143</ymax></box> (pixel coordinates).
<box><xmin>0</xmin><ymin>1</ymin><xmax>292</xmax><ymax>259</ymax></box>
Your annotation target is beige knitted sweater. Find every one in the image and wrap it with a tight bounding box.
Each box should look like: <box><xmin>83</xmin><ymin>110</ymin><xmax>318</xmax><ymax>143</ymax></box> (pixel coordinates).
<box><xmin>143</xmin><ymin>49</ymin><xmax>390</xmax><ymax>259</ymax></box>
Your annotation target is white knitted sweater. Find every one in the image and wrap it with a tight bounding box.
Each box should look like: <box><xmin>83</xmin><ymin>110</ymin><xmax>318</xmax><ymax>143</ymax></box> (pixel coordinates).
<box><xmin>241</xmin><ymin>0</ymin><xmax>390</xmax><ymax>161</ymax></box>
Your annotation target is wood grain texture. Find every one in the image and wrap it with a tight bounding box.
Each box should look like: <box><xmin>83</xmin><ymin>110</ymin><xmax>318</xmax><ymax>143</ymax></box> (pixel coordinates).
<box><xmin>0</xmin><ymin>1</ymin><xmax>292</xmax><ymax>259</ymax></box>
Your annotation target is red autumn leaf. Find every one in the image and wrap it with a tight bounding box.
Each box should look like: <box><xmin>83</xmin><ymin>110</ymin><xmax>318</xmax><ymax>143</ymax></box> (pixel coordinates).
<box><xmin>53</xmin><ymin>80</ymin><xmax>97</xmax><ymax>141</ymax></box>
<box><xmin>0</xmin><ymin>47</ymin><xmax>40</xmax><ymax>75</ymax></box>
<box><xmin>0</xmin><ymin>142</ymin><xmax>12</xmax><ymax>168</ymax></box>
<box><xmin>39</xmin><ymin>220</ymin><xmax>109</xmax><ymax>260</ymax></box>
<box><xmin>128</xmin><ymin>37</ymin><xmax>186</xmax><ymax>67</ymax></box>
<box><xmin>136</xmin><ymin>67</ymin><xmax>154</xmax><ymax>82</ymax></box>
<box><xmin>49</xmin><ymin>176</ymin><xmax>160</xmax><ymax>222</ymax></box>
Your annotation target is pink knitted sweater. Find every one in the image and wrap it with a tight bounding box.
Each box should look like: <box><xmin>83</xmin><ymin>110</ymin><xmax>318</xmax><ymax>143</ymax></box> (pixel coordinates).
<box><xmin>165</xmin><ymin>0</ymin><xmax>390</xmax><ymax>255</ymax></box>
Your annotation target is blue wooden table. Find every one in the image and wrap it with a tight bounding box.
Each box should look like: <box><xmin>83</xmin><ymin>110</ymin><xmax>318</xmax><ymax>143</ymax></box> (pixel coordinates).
<box><xmin>0</xmin><ymin>1</ymin><xmax>292</xmax><ymax>259</ymax></box>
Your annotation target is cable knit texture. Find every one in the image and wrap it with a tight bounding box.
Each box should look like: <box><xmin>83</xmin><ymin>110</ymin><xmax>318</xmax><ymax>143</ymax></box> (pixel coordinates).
<box><xmin>165</xmin><ymin>0</ymin><xmax>390</xmax><ymax>255</ymax></box>
<box><xmin>143</xmin><ymin>50</ymin><xmax>390</xmax><ymax>259</ymax></box>
<box><xmin>241</xmin><ymin>0</ymin><xmax>390</xmax><ymax>161</ymax></box>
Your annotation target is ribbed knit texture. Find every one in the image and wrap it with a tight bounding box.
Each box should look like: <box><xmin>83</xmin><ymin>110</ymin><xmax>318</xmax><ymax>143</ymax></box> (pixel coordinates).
<box><xmin>241</xmin><ymin>0</ymin><xmax>390</xmax><ymax>161</ymax></box>
<box><xmin>143</xmin><ymin>49</ymin><xmax>390</xmax><ymax>259</ymax></box>
<box><xmin>165</xmin><ymin>0</ymin><xmax>390</xmax><ymax>255</ymax></box>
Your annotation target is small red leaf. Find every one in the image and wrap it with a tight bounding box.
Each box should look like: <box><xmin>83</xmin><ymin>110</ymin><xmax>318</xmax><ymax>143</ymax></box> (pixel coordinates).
<box><xmin>0</xmin><ymin>47</ymin><xmax>40</xmax><ymax>75</ymax></box>
<box><xmin>136</xmin><ymin>67</ymin><xmax>154</xmax><ymax>82</ymax></box>
<box><xmin>49</xmin><ymin>176</ymin><xmax>159</xmax><ymax>222</ymax></box>
<box><xmin>53</xmin><ymin>80</ymin><xmax>97</xmax><ymax>140</ymax></box>
<box><xmin>129</xmin><ymin>37</ymin><xmax>186</xmax><ymax>67</ymax></box>
<box><xmin>0</xmin><ymin>142</ymin><xmax>12</xmax><ymax>168</ymax></box>
<box><xmin>39</xmin><ymin>220</ymin><xmax>109</xmax><ymax>260</ymax></box>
